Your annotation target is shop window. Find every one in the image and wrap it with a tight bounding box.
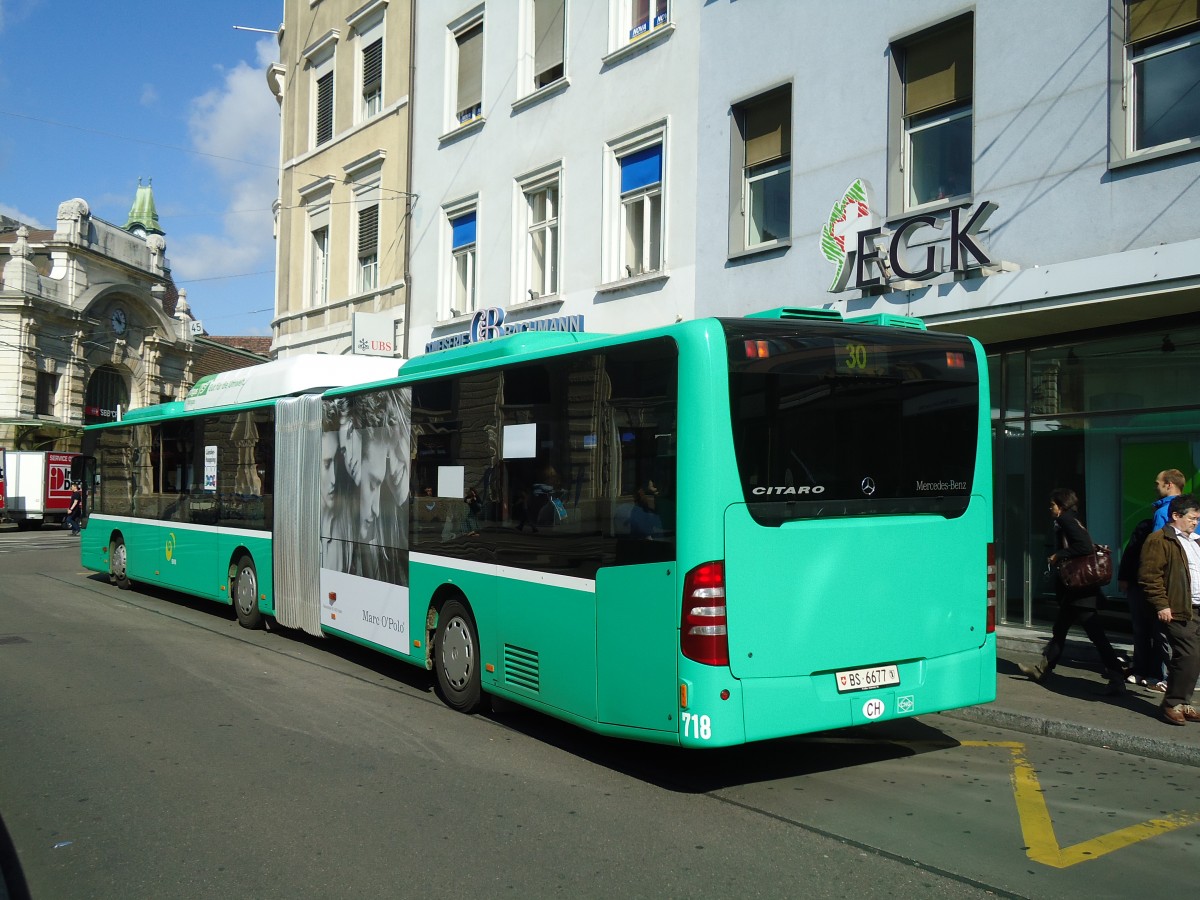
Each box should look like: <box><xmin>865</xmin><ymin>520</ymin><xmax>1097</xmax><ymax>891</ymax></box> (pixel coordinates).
<box><xmin>1111</xmin><ymin>0</ymin><xmax>1200</xmax><ymax>164</ymax></box>
<box><xmin>889</xmin><ymin>15</ymin><xmax>973</xmax><ymax>212</ymax></box>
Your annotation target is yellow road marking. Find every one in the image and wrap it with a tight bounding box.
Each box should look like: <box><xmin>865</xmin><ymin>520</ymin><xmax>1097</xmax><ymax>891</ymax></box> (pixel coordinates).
<box><xmin>962</xmin><ymin>740</ymin><xmax>1200</xmax><ymax>868</ymax></box>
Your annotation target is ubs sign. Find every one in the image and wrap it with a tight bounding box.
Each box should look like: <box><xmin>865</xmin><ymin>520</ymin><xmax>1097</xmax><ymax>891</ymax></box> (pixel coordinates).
<box><xmin>821</xmin><ymin>179</ymin><xmax>997</xmax><ymax>293</ymax></box>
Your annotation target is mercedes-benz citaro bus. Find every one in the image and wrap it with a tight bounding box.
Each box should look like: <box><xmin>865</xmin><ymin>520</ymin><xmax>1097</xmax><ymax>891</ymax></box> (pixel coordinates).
<box><xmin>77</xmin><ymin>307</ymin><xmax>995</xmax><ymax>747</ymax></box>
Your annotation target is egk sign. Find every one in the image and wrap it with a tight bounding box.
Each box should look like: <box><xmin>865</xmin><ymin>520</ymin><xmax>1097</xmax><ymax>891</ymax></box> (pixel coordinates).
<box><xmin>821</xmin><ymin>179</ymin><xmax>997</xmax><ymax>293</ymax></box>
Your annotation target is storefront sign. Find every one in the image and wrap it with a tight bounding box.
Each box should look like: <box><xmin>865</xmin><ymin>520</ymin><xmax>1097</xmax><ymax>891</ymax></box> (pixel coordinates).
<box><xmin>425</xmin><ymin>307</ymin><xmax>586</xmax><ymax>354</ymax></box>
<box><xmin>352</xmin><ymin>312</ymin><xmax>397</xmax><ymax>356</ymax></box>
<box><xmin>822</xmin><ymin>179</ymin><xmax>997</xmax><ymax>292</ymax></box>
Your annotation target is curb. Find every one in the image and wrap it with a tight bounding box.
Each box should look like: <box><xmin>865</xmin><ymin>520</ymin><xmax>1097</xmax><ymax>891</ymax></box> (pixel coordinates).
<box><xmin>938</xmin><ymin>704</ymin><xmax>1200</xmax><ymax>769</ymax></box>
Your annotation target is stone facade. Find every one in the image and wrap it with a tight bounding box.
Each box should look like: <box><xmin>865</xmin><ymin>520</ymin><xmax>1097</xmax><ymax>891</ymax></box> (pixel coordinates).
<box><xmin>0</xmin><ymin>198</ymin><xmax>198</xmax><ymax>451</ymax></box>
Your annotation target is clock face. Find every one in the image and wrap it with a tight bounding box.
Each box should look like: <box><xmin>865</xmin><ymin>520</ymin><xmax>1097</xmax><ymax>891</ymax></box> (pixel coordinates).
<box><xmin>111</xmin><ymin>308</ymin><xmax>127</xmax><ymax>335</ymax></box>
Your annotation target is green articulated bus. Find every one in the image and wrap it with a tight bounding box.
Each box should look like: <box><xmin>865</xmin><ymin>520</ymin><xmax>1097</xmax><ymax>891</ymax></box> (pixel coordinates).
<box><xmin>77</xmin><ymin>307</ymin><xmax>995</xmax><ymax>748</ymax></box>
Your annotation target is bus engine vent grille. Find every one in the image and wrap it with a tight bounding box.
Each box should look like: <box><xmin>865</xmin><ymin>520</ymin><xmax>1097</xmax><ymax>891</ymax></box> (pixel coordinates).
<box><xmin>503</xmin><ymin>644</ymin><xmax>540</xmax><ymax>692</ymax></box>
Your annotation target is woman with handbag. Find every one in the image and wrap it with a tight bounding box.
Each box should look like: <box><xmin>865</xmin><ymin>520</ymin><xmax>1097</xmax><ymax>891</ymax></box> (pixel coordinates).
<box><xmin>1018</xmin><ymin>488</ymin><xmax>1128</xmax><ymax>692</ymax></box>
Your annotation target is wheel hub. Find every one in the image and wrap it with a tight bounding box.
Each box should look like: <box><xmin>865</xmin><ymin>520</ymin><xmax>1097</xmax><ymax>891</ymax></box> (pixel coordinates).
<box><xmin>441</xmin><ymin>618</ymin><xmax>473</xmax><ymax>688</ymax></box>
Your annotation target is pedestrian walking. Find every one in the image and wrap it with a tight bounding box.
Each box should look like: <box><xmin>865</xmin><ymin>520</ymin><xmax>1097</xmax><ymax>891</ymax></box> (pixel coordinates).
<box><xmin>64</xmin><ymin>481</ymin><xmax>83</xmax><ymax>536</ymax></box>
<box><xmin>1019</xmin><ymin>488</ymin><xmax>1128</xmax><ymax>693</ymax></box>
<box><xmin>1137</xmin><ymin>494</ymin><xmax>1200</xmax><ymax>726</ymax></box>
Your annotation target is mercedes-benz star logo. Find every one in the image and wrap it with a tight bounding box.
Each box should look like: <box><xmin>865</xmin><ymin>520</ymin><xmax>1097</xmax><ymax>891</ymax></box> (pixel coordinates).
<box><xmin>861</xmin><ymin>477</ymin><xmax>877</xmax><ymax>496</ymax></box>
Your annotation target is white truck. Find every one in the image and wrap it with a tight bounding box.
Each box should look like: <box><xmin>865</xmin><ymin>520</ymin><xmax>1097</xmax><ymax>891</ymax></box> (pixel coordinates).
<box><xmin>2</xmin><ymin>450</ymin><xmax>80</xmax><ymax>529</ymax></box>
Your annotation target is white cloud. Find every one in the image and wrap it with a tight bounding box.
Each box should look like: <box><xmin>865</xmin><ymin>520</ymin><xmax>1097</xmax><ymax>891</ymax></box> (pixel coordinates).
<box><xmin>0</xmin><ymin>0</ymin><xmax>40</xmax><ymax>36</ymax></box>
<box><xmin>171</xmin><ymin>38</ymin><xmax>279</xmax><ymax>292</ymax></box>
<box><xmin>0</xmin><ymin>202</ymin><xmax>45</xmax><ymax>228</ymax></box>
<box><xmin>140</xmin><ymin>83</ymin><xmax>159</xmax><ymax>106</ymax></box>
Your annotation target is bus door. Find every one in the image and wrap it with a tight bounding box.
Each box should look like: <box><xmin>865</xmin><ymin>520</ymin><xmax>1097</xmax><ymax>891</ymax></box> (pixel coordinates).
<box><xmin>596</xmin><ymin>561</ymin><xmax>678</xmax><ymax>733</ymax></box>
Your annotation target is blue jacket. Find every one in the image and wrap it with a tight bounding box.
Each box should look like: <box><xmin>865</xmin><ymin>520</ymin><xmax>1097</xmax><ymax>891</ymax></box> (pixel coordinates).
<box><xmin>1153</xmin><ymin>495</ymin><xmax>1174</xmax><ymax>530</ymax></box>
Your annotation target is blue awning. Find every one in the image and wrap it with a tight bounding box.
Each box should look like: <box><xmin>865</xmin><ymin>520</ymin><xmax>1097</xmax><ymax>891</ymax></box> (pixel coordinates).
<box><xmin>451</xmin><ymin>211</ymin><xmax>477</xmax><ymax>249</ymax></box>
<box><xmin>620</xmin><ymin>144</ymin><xmax>662</xmax><ymax>194</ymax></box>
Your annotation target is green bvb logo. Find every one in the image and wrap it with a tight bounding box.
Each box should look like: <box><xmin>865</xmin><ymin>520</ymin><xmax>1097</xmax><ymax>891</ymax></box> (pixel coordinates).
<box><xmin>187</xmin><ymin>376</ymin><xmax>214</xmax><ymax>398</ymax></box>
<box><xmin>820</xmin><ymin>179</ymin><xmax>876</xmax><ymax>292</ymax></box>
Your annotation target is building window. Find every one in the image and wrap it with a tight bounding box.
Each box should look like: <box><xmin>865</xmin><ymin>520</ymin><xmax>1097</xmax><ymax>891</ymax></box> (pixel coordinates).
<box><xmin>36</xmin><ymin>371</ymin><xmax>59</xmax><ymax>417</ymax></box>
<box><xmin>730</xmin><ymin>85</ymin><xmax>791</xmax><ymax>254</ymax></box>
<box><xmin>519</xmin><ymin>170</ymin><xmax>560</xmax><ymax>301</ymax></box>
<box><xmin>357</xmin><ymin>204</ymin><xmax>379</xmax><ymax>293</ymax></box>
<box><xmin>530</xmin><ymin>0</ymin><xmax>565</xmax><ymax>89</ymax></box>
<box><xmin>448</xmin><ymin>207</ymin><xmax>478</xmax><ymax>317</ymax></box>
<box><xmin>315</xmin><ymin>69</ymin><xmax>335</xmax><ymax>146</ymax></box>
<box><xmin>303</xmin><ymin>31</ymin><xmax>340</xmax><ymax>148</ymax></box>
<box><xmin>310</xmin><ymin>225</ymin><xmax>329</xmax><ymax>306</ymax></box>
<box><xmin>1118</xmin><ymin>0</ymin><xmax>1200</xmax><ymax>159</ymax></box>
<box><xmin>623</xmin><ymin>0</ymin><xmax>668</xmax><ymax>43</ymax></box>
<box><xmin>362</xmin><ymin>37</ymin><xmax>384</xmax><ymax>119</ymax></box>
<box><xmin>619</xmin><ymin>142</ymin><xmax>663</xmax><ymax>278</ymax></box>
<box><xmin>453</xmin><ymin>17</ymin><xmax>484</xmax><ymax>127</ymax></box>
<box><xmin>891</xmin><ymin>15</ymin><xmax>973</xmax><ymax>211</ymax></box>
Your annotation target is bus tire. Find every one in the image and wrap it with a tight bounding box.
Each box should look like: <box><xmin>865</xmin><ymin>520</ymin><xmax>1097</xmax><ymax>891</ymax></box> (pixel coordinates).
<box><xmin>232</xmin><ymin>554</ymin><xmax>262</xmax><ymax>629</ymax></box>
<box><xmin>434</xmin><ymin>599</ymin><xmax>484</xmax><ymax>713</ymax></box>
<box><xmin>110</xmin><ymin>538</ymin><xmax>132</xmax><ymax>590</ymax></box>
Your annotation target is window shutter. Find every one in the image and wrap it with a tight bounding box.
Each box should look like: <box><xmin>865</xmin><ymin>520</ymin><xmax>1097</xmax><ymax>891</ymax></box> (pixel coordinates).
<box><xmin>1127</xmin><ymin>0</ymin><xmax>1200</xmax><ymax>42</ymax></box>
<box><xmin>457</xmin><ymin>24</ymin><xmax>483</xmax><ymax>116</ymax></box>
<box><xmin>315</xmin><ymin>72</ymin><xmax>334</xmax><ymax>144</ymax></box>
<box><xmin>620</xmin><ymin>144</ymin><xmax>663</xmax><ymax>194</ymax></box>
<box><xmin>452</xmin><ymin>211</ymin><xmax>477</xmax><ymax>249</ymax></box>
<box><xmin>744</xmin><ymin>90</ymin><xmax>791</xmax><ymax>167</ymax></box>
<box><xmin>363</xmin><ymin>38</ymin><xmax>383</xmax><ymax>94</ymax></box>
<box><xmin>358</xmin><ymin>205</ymin><xmax>379</xmax><ymax>256</ymax></box>
<box><xmin>903</xmin><ymin>16</ymin><xmax>973</xmax><ymax>118</ymax></box>
<box><xmin>534</xmin><ymin>0</ymin><xmax>565</xmax><ymax>79</ymax></box>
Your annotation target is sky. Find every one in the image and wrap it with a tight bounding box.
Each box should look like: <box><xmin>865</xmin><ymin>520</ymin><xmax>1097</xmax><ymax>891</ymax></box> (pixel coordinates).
<box><xmin>0</xmin><ymin>0</ymin><xmax>282</xmax><ymax>336</ymax></box>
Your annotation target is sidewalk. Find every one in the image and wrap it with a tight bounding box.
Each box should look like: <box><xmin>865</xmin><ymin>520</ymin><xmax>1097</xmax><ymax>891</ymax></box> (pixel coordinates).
<box><xmin>938</xmin><ymin>625</ymin><xmax>1200</xmax><ymax>768</ymax></box>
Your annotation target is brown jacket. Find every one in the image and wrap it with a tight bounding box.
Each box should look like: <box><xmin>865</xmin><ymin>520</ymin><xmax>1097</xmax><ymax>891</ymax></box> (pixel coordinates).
<box><xmin>1138</xmin><ymin>525</ymin><xmax>1195</xmax><ymax>622</ymax></box>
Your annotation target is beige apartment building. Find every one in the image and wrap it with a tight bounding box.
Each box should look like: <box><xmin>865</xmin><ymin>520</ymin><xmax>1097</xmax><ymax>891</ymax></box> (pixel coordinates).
<box><xmin>269</xmin><ymin>0</ymin><xmax>413</xmax><ymax>358</ymax></box>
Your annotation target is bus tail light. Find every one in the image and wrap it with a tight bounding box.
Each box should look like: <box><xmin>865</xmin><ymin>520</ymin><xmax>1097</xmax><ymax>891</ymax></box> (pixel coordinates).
<box><xmin>986</xmin><ymin>542</ymin><xmax>996</xmax><ymax>634</ymax></box>
<box><xmin>681</xmin><ymin>561</ymin><xmax>728</xmax><ymax>666</ymax></box>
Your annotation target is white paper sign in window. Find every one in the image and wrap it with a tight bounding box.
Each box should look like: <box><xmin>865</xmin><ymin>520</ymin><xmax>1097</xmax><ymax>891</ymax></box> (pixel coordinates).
<box><xmin>438</xmin><ymin>465</ymin><xmax>465</xmax><ymax>499</ymax></box>
<box><xmin>503</xmin><ymin>422</ymin><xmax>537</xmax><ymax>459</ymax></box>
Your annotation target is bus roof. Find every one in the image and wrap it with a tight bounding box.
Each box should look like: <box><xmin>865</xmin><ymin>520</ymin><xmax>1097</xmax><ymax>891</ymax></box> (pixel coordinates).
<box><xmin>397</xmin><ymin>331</ymin><xmax>609</xmax><ymax>380</ymax></box>
<box><xmin>181</xmin><ymin>354</ymin><xmax>403</xmax><ymax>413</ymax></box>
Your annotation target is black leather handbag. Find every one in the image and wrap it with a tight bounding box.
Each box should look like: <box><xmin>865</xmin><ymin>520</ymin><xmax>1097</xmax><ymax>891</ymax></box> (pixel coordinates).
<box><xmin>1057</xmin><ymin>545</ymin><xmax>1113</xmax><ymax>590</ymax></box>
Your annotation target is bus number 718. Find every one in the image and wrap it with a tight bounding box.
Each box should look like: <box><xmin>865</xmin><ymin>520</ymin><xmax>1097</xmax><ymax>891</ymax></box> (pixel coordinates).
<box><xmin>681</xmin><ymin>712</ymin><xmax>712</xmax><ymax>741</ymax></box>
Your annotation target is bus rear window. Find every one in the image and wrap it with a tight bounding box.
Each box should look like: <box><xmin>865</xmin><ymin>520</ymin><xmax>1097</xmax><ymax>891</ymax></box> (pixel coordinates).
<box><xmin>724</xmin><ymin>320</ymin><xmax>979</xmax><ymax>523</ymax></box>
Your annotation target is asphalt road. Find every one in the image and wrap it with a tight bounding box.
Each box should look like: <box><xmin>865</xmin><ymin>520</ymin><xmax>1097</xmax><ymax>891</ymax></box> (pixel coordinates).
<box><xmin>2</xmin><ymin>528</ymin><xmax>1197</xmax><ymax>899</ymax></box>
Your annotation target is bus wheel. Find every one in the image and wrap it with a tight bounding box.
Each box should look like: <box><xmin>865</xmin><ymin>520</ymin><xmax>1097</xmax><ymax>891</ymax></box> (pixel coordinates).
<box><xmin>434</xmin><ymin>599</ymin><xmax>483</xmax><ymax>713</ymax></box>
<box><xmin>110</xmin><ymin>538</ymin><xmax>131</xmax><ymax>590</ymax></box>
<box><xmin>232</xmin><ymin>555</ymin><xmax>262</xmax><ymax>629</ymax></box>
